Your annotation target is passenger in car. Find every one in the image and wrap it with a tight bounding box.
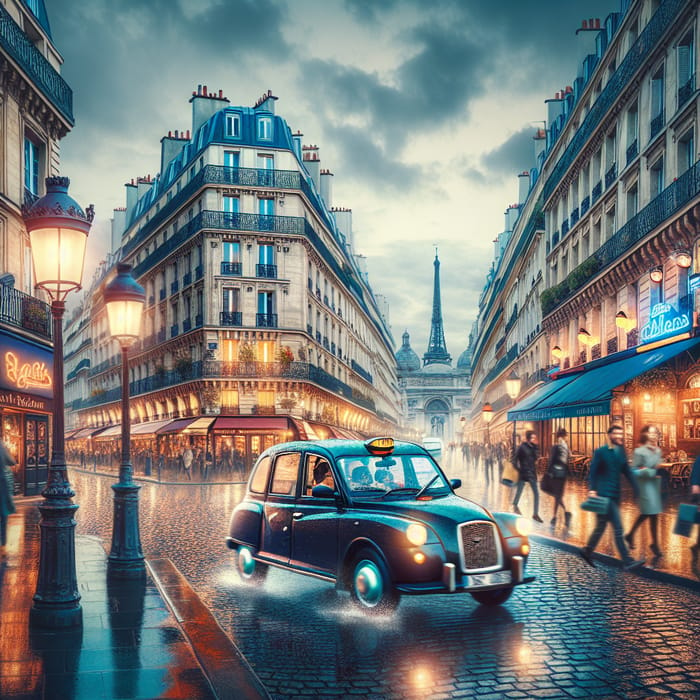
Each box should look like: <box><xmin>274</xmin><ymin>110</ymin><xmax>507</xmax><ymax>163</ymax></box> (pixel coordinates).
<box><xmin>374</xmin><ymin>468</ymin><xmax>398</xmax><ymax>491</ymax></box>
<box><xmin>314</xmin><ymin>462</ymin><xmax>334</xmax><ymax>489</ymax></box>
<box><xmin>350</xmin><ymin>465</ymin><xmax>373</xmax><ymax>489</ymax></box>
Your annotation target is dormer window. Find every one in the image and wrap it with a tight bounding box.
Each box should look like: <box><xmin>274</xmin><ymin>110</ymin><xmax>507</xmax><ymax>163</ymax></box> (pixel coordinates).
<box><xmin>226</xmin><ymin>113</ymin><xmax>241</xmax><ymax>138</ymax></box>
<box><xmin>257</xmin><ymin>116</ymin><xmax>273</xmax><ymax>141</ymax></box>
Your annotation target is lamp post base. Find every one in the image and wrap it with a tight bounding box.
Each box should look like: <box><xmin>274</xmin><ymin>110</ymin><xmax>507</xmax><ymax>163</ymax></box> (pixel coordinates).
<box><xmin>30</xmin><ymin>498</ymin><xmax>82</xmax><ymax>628</ymax></box>
<box><xmin>108</xmin><ymin>481</ymin><xmax>145</xmax><ymax>579</ymax></box>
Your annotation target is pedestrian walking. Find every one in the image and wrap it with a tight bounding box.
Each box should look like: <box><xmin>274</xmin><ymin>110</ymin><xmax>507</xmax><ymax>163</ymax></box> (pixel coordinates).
<box><xmin>547</xmin><ymin>427</ymin><xmax>572</xmax><ymax>529</ymax></box>
<box><xmin>624</xmin><ymin>425</ymin><xmax>663</xmax><ymax>557</ymax></box>
<box><xmin>689</xmin><ymin>453</ymin><xmax>700</xmax><ymax>564</ymax></box>
<box><xmin>182</xmin><ymin>444</ymin><xmax>193</xmax><ymax>481</ymax></box>
<box><xmin>513</xmin><ymin>430</ymin><xmax>543</xmax><ymax>522</ymax></box>
<box><xmin>0</xmin><ymin>440</ymin><xmax>16</xmax><ymax>554</ymax></box>
<box><xmin>579</xmin><ymin>424</ymin><xmax>645</xmax><ymax>570</ymax></box>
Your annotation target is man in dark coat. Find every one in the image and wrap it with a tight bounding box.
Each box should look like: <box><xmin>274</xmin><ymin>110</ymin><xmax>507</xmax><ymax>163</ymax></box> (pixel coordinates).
<box><xmin>579</xmin><ymin>424</ymin><xmax>645</xmax><ymax>570</ymax></box>
<box><xmin>513</xmin><ymin>430</ymin><xmax>543</xmax><ymax>522</ymax></box>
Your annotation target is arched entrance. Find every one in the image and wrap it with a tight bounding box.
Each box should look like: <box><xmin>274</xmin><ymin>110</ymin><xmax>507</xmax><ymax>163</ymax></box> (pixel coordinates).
<box><xmin>425</xmin><ymin>398</ymin><xmax>450</xmax><ymax>438</ymax></box>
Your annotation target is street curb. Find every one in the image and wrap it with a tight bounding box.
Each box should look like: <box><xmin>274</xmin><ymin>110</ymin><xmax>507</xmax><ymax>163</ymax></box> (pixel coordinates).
<box><xmin>532</xmin><ymin>533</ymin><xmax>700</xmax><ymax>593</ymax></box>
<box><xmin>68</xmin><ymin>465</ymin><xmax>245</xmax><ymax>486</ymax></box>
<box><xmin>147</xmin><ymin>557</ymin><xmax>271</xmax><ymax>700</ymax></box>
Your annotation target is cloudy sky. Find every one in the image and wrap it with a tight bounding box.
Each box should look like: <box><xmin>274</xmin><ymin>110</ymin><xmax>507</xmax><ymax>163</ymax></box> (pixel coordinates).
<box><xmin>49</xmin><ymin>0</ymin><xmax>616</xmax><ymax>359</ymax></box>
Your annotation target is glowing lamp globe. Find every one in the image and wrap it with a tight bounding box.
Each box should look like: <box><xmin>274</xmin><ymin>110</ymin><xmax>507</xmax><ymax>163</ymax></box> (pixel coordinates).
<box><xmin>104</xmin><ymin>263</ymin><xmax>145</xmax><ymax>346</ymax></box>
<box><xmin>482</xmin><ymin>403</ymin><xmax>494</xmax><ymax>424</ymax></box>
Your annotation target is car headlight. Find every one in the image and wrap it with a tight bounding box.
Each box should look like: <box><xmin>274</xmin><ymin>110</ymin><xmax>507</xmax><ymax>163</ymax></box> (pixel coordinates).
<box><xmin>406</xmin><ymin>523</ymin><xmax>428</xmax><ymax>546</ymax></box>
<box><xmin>515</xmin><ymin>517</ymin><xmax>532</xmax><ymax>537</ymax></box>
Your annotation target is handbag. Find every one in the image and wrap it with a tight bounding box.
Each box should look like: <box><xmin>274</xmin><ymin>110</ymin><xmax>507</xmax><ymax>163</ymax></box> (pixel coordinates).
<box><xmin>580</xmin><ymin>495</ymin><xmax>610</xmax><ymax>514</ymax></box>
<box><xmin>673</xmin><ymin>503</ymin><xmax>700</xmax><ymax>537</ymax></box>
<box><xmin>540</xmin><ymin>471</ymin><xmax>555</xmax><ymax>495</ymax></box>
<box><xmin>501</xmin><ymin>459</ymin><xmax>519</xmax><ymax>487</ymax></box>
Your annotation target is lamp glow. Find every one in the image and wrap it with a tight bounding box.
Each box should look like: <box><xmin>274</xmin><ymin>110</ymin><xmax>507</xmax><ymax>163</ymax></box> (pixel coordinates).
<box><xmin>673</xmin><ymin>250</ymin><xmax>692</xmax><ymax>268</ymax></box>
<box><xmin>615</xmin><ymin>311</ymin><xmax>636</xmax><ymax>332</ymax></box>
<box><xmin>505</xmin><ymin>370</ymin><xmax>522</xmax><ymax>400</ymax></box>
<box><xmin>104</xmin><ymin>264</ymin><xmax>146</xmax><ymax>346</ymax></box>
<box><xmin>551</xmin><ymin>345</ymin><xmax>564</xmax><ymax>359</ymax></box>
<box><xmin>577</xmin><ymin>328</ymin><xmax>595</xmax><ymax>345</ymax></box>
<box><xmin>650</xmin><ymin>266</ymin><xmax>663</xmax><ymax>283</ymax></box>
<box><xmin>482</xmin><ymin>403</ymin><xmax>494</xmax><ymax>424</ymax></box>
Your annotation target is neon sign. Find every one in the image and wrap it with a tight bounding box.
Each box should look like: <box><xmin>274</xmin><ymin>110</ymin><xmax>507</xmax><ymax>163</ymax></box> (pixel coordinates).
<box><xmin>4</xmin><ymin>352</ymin><xmax>52</xmax><ymax>390</ymax></box>
<box><xmin>640</xmin><ymin>303</ymin><xmax>691</xmax><ymax>344</ymax></box>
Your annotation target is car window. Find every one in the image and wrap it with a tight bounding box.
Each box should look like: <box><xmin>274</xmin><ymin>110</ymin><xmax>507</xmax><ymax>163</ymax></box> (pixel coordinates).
<box><xmin>269</xmin><ymin>453</ymin><xmax>301</xmax><ymax>496</ymax></box>
<box><xmin>249</xmin><ymin>455</ymin><xmax>272</xmax><ymax>493</ymax></box>
<box><xmin>303</xmin><ymin>454</ymin><xmax>334</xmax><ymax>495</ymax></box>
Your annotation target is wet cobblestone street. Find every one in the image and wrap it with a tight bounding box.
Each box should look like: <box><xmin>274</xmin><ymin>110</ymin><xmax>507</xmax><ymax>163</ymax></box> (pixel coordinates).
<box><xmin>70</xmin><ymin>464</ymin><xmax>700</xmax><ymax>699</ymax></box>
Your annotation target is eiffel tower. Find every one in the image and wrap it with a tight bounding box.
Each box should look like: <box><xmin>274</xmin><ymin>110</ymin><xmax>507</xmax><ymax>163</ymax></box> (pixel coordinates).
<box><xmin>423</xmin><ymin>251</ymin><xmax>452</xmax><ymax>366</ymax></box>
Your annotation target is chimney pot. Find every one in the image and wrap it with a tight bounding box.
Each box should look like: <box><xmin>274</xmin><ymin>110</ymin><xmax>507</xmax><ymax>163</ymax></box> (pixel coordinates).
<box><xmin>582</xmin><ymin>20</ymin><xmax>588</xmax><ymax>29</ymax></box>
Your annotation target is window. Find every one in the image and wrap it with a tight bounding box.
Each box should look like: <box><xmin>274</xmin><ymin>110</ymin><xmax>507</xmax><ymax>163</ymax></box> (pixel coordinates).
<box><xmin>221</xmin><ymin>338</ymin><xmax>239</xmax><ymax>362</ymax></box>
<box><xmin>257</xmin><ymin>341</ymin><xmax>275</xmax><ymax>362</ymax></box>
<box><xmin>678</xmin><ymin>128</ymin><xmax>695</xmax><ymax>174</ymax></box>
<box><xmin>626</xmin><ymin>182</ymin><xmax>638</xmax><ymax>221</ymax></box>
<box><xmin>270</xmin><ymin>453</ymin><xmax>300</xmax><ymax>496</ymax></box>
<box><xmin>222</xmin><ymin>287</ymin><xmax>239</xmax><ymax>312</ymax></box>
<box><xmin>626</xmin><ymin>103</ymin><xmax>638</xmax><ymax>163</ymax></box>
<box><xmin>24</xmin><ymin>137</ymin><xmax>40</xmax><ymax>197</ymax></box>
<box><xmin>257</xmin><ymin>116</ymin><xmax>273</xmax><ymax>141</ymax></box>
<box><xmin>223</xmin><ymin>241</ymin><xmax>240</xmax><ymax>263</ymax></box>
<box><xmin>258</xmin><ymin>154</ymin><xmax>274</xmax><ymax>186</ymax></box>
<box><xmin>250</xmin><ymin>456</ymin><xmax>271</xmax><ymax>493</ymax></box>
<box><xmin>650</xmin><ymin>66</ymin><xmax>664</xmax><ymax>136</ymax></box>
<box><xmin>223</xmin><ymin>195</ymin><xmax>239</xmax><ymax>214</ymax></box>
<box><xmin>224</xmin><ymin>150</ymin><xmax>239</xmax><ymax>169</ymax></box>
<box><xmin>258</xmin><ymin>291</ymin><xmax>274</xmax><ymax>315</ymax></box>
<box><xmin>650</xmin><ymin>156</ymin><xmax>664</xmax><ymax>197</ymax></box>
<box><xmin>258</xmin><ymin>243</ymin><xmax>274</xmax><ymax>266</ymax></box>
<box><xmin>225</xmin><ymin>113</ymin><xmax>241</xmax><ymax>138</ymax></box>
<box><xmin>678</xmin><ymin>31</ymin><xmax>695</xmax><ymax>105</ymax></box>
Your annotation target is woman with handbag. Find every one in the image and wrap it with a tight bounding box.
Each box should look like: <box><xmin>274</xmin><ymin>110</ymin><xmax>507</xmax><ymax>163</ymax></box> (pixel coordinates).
<box><xmin>624</xmin><ymin>425</ymin><xmax>663</xmax><ymax>557</ymax></box>
<box><xmin>547</xmin><ymin>427</ymin><xmax>572</xmax><ymax>528</ymax></box>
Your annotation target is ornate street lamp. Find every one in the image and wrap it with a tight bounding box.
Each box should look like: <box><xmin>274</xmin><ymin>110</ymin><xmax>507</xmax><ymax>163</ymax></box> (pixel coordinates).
<box><xmin>482</xmin><ymin>402</ymin><xmax>493</xmax><ymax>443</ymax></box>
<box><xmin>505</xmin><ymin>370</ymin><xmax>521</xmax><ymax>460</ymax></box>
<box><xmin>23</xmin><ymin>176</ymin><xmax>93</xmax><ymax>627</ymax></box>
<box><xmin>104</xmin><ymin>263</ymin><xmax>146</xmax><ymax>577</ymax></box>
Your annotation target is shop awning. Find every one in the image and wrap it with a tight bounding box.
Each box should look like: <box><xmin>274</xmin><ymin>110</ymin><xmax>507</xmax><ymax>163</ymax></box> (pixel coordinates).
<box><xmin>508</xmin><ymin>336</ymin><xmax>700</xmax><ymax>421</ymax></box>
<box><xmin>156</xmin><ymin>418</ymin><xmax>197</xmax><ymax>435</ymax></box>
<box><xmin>67</xmin><ymin>426</ymin><xmax>111</xmax><ymax>441</ymax></box>
<box><xmin>212</xmin><ymin>416</ymin><xmax>292</xmax><ymax>431</ymax></box>
<box><xmin>182</xmin><ymin>417</ymin><xmax>216</xmax><ymax>435</ymax></box>
<box><xmin>131</xmin><ymin>419</ymin><xmax>176</xmax><ymax>435</ymax></box>
<box><xmin>92</xmin><ymin>424</ymin><xmax>122</xmax><ymax>440</ymax></box>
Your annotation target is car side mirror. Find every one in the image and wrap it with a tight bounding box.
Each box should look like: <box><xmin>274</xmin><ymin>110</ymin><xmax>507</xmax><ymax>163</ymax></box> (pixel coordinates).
<box><xmin>450</xmin><ymin>478</ymin><xmax>462</xmax><ymax>490</ymax></box>
<box><xmin>311</xmin><ymin>484</ymin><xmax>336</xmax><ymax>499</ymax></box>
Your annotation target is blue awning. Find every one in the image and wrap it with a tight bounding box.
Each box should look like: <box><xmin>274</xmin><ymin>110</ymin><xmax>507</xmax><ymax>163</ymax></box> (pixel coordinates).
<box><xmin>508</xmin><ymin>336</ymin><xmax>700</xmax><ymax>421</ymax></box>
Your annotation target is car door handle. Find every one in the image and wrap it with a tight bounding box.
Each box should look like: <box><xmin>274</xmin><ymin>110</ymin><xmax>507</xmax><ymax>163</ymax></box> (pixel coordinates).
<box><xmin>292</xmin><ymin>512</ymin><xmax>304</xmax><ymax>519</ymax></box>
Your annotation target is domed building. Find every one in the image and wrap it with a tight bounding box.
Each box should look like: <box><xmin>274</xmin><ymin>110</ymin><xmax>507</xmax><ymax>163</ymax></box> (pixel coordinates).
<box><xmin>395</xmin><ymin>254</ymin><xmax>471</xmax><ymax>443</ymax></box>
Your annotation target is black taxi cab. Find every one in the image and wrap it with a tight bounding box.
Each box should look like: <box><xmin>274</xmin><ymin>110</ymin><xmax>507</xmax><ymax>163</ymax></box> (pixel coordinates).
<box><xmin>226</xmin><ymin>437</ymin><xmax>535</xmax><ymax>613</ymax></box>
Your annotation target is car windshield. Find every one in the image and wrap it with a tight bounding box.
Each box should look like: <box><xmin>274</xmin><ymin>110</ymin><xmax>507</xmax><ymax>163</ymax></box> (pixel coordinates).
<box><xmin>337</xmin><ymin>453</ymin><xmax>450</xmax><ymax>498</ymax></box>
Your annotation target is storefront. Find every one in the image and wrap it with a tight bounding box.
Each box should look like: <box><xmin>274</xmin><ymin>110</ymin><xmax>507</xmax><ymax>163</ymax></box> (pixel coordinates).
<box><xmin>0</xmin><ymin>329</ymin><xmax>54</xmax><ymax>496</ymax></box>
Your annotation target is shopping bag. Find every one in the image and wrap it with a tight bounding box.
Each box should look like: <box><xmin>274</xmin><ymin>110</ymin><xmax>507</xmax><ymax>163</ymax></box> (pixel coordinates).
<box><xmin>540</xmin><ymin>471</ymin><xmax>555</xmax><ymax>495</ymax></box>
<box><xmin>673</xmin><ymin>503</ymin><xmax>699</xmax><ymax>537</ymax></box>
<box><xmin>580</xmin><ymin>495</ymin><xmax>610</xmax><ymax>514</ymax></box>
<box><xmin>501</xmin><ymin>460</ymin><xmax>519</xmax><ymax>487</ymax></box>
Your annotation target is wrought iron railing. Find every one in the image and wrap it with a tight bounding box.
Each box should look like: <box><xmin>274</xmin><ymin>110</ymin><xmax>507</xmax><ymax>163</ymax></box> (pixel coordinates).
<box><xmin>171</xmin><ymin>324</ymin><xmax>178</xmax><ymax>337</ymax></box>
<box><xmin>650</xmin><ymin>112</ymin><xmax>665</xmax><ymax>140</ymax></box>
<box><xmin>678</xmin><ymin>74</ymin><xmax>695</xmax><ymax>107</ymax></box>
<box><xmin>0</xmin><ymin>4</ymin><xmax>73</xmax><ymax>123</ymax></box>
<box><xmin>183</xmin><ymin>272</ymin><xmax>192</xmax><ymax>287</ymax></box>
<box><xmin>626</xmin><ymin>139</ymin><xmax>638</xmax><ymax>165</ymax></box>
<box><xmin>0</xmin><ymin>286</ymin><xmax>51</xmax><ymax>341</ymax></box>
<box><xmin>256</xmin><ymin>313</ymin><xmax>278</xmax><ymax>328</ymax></box>
<box><xmin>605</xmin><ymin>163</ymin><xmax>617</xmax><ymax>188</ymax></box>
<box><xmin>256</xmin><ymin>264</ymin><xmax>277</xmax><ymax>278</ymax></box>
<box><xmin>220</xmin><ymin>311</ymin><xmax>242</xmax><ymax>326</ymax></box>
<box><xmin>581</xmin><ymin>196</ymin><xmax>590</xmax><ymax>216</ymax></box>
<box><xmin>592</xmin><ymin>181</ymin><xmax>602</xmax><ymax>203</ymax></box>
<box><xmin>221</xmin><ymin>261</ymin><xmax>242</xmax><ymax>276</ymax></box>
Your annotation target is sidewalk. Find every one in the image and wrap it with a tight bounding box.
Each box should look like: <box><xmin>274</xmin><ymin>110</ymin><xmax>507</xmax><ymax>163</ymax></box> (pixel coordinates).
<box><xmin>0</xmin><ymin>501</ymin><xmax>269</xmax><ymax>700</ymax></box>
<box><xmin>445</xmin><ymin>452</ymin><xmax>700</xmax><ymax>591</ymax></box>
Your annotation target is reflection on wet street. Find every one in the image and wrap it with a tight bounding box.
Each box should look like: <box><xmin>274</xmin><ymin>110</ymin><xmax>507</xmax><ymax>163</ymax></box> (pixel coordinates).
<box><xmin>70</xmin><ymin>466</ymin><xmax>700</xmax><ymax>699</ymax></box>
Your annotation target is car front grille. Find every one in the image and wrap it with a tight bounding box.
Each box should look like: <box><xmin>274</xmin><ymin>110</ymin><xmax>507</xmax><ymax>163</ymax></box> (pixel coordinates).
<box><xmin>458</xmin><ymin>521</ymin><xmax>500</xmax><ymax>572</ymax></box>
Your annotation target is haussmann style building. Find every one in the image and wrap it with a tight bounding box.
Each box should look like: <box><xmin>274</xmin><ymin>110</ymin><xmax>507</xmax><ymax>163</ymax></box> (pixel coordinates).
<box><xmin>469</xmin><ymin>0</ymin><xmax>700</xmax><ymax>475</ymax></box>
<box><xmin>63</xmin><ymin>87</ymin><xmax>403</xmax><ymax>478</ymax></box>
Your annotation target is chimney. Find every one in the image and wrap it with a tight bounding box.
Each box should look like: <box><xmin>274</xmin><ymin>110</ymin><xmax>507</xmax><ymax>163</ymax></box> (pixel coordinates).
<box><xmin>544</xmin><ymin>92</ymin><xmax>564</xmax><ymax>125</ymax></box>
<box><xmin>253</xmin><ymin>89</ymin><xmax>278</xmax><ymax>114</ymax></box>
<box><xmin>332</xmin><ymin>207</ymin><xmax>353</xmax><ymax>249</ymax></box>
<box><xmin>292</xmin><ymin>130</ymin><xmax>303</xmax><ymax>161</ymax></box>
<box><xmin>136</xmin><ymin>175</ymin><xmax>153</xmax><ymax>200</ymax></box>
<box><xmin>111</xmin><ymin>207</ymin><xmax>126</xmax><ymax>254</ymax></box>
<box><xmin>505</xmin><ymin>204</ymin><xmax>520</xmax><ymax>231</ymax></box>
<box><xmin>320</xmin><ymin>169</ymin><xmax>334</xmax><ymax>207</ymax></box>
<box><xmin>160</xmin><ymin>130</ymin><xmax>189</xmax><ymax>175</ymax></box>
<box><xmin>354</xmin><ymin>253</ymin><xmax>369</xmax><ymax>284</ymax></box>
<box><xmin>302</xmin><ymin>145</ymin><xmax>320</xmax><ymax>189</ymax></box>
<box><xmin>533</xmin><ymin>127</ymin><xmax>546</xmax><ymax>161</ymax></box>
<box><xmin>518</xmin><ymin>171</ymin><xmax>530</xmax><ymax>204</ymax></box>
<box><xmin>124</xmin><ymin>180</ymin><xmax>138</xmax><ymax>223</ymax></box>
<box><xmin>190</xmin><ymin>84</ymin><xmax>230</xmax><ymax>133</ymax></box>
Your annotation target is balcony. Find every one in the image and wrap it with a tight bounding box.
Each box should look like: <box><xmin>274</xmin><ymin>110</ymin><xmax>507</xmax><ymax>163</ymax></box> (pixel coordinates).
<box><xmin>552</xmin><ymin>231</ymin><xmax>560</xmax><ymax>247</ymax></box>
<box><xmin>0</xmin><ymin>4</ymin><xmax>73</xmax><ymax>124</ymax></box>
<box><xmin>306</xmin><ymin>324</ymin><xmax>313</xmax><ymax>336</ymax></box>
<box><xmin>195</xmin><ymin>265</ymin><xmax>203</xmax><ymax>280</ymax></box>
<box><xmin>220</xmin><ymin>311</ymin><xmax>242</xmax><ymax>326</ymax></box>
<box><xmin>170</xmin><ymin>323</ymin><xmax>179</xmax><ymax>338</ymax></box>
<box><xmin>256</xmin><ymin>313</ymin><xmax>278</xmax><ymax>328</ymax></box>
<box><xmin>580</xmin><ymin>196</ymin><xmax>590</xmax><ymax>216</ymax></box>
<box><xmin>221</xmin><ymin>261</ymin><xmax>242</xmax><ymax>276</ymax></box>
<box><xmin>195</xmin><ymin>313</ymin><xmax>203</xmax><ymax>327</ymax></box>
<box><xmin>159</xmin><ymin>289</ymin><xmax>166</xmax><ymax>301</ymax></box>
<box><xmin>183</xmin><ymin>271</ymin><xmax>192</xmax><ymax>287</ymax></box>
<box><xmin>561</xmin><ymin>220</ymin><xmax>570</xmax><ymax>236</ymax></box>
<box><xmin>678</xmin><ymin>74</ymin><xmax>695</xmax><ymax>107</ymax></box>
<box><xmin>170</xmin><ymin>280</ymin><xmax>179</xmax><ymax>294</ymax></box>
<box><xmin>650</xmin><ymin>112</ymin><xmax>665</xmax><ymax>140</ymax></box>
<box><xmin>183</xmin><ymin>318</ymin><xmax>192</xmax><ymax>332</ymax></box>
<box><xmin>307</xmin><ymin>279</ymin><xmax>313</xmax><ymax>291</ymax></box>
<box><xmin>570</xmin><ymin>207</ymin><xmax>579</xmax><ymax>227</ymax></box>
<box><xmin>626</xmin><ymin>140</ymin><xmax>638</xmax><ymax>165</ymax></box>
<box><xmin>605</xmin><ymin>164</ymin><xmax>617</xmax><ymax>189</ymax></box>
<box><xmin>157</xmin><ymin>329</ymin><xmax>166</xmax><ymax>343</ymax></box>
<box><xmin>331</xmin><ymin>342</ymin><xmax>336</xmax><ymax>355</ymax></box>
<box><xmin>0</xmin><ymin>287</ymin><xmax>51</xmax><ymax>341</ymax></box>
<box><xmin>316</xmin><ymin>331</ymin><xmax>322</xmax><ymax>343</ymax></box>
<box><xmin>351</xmin><ymin>359</ymin><xmax>373</xmax><ymax>384</ymax></box>
<box><xmin>322</xmin><ymin>336</ymin><xmax>330</xmax><ymax>350</ymax></box>
<box><xmin>592</xmin><ymin>181</ymin><xmax>602</xmax><ymax>203</ymax></box>
<box><xmin>256</xmin><ymin>264</ymin><xmax>277</xmax><ymax>279</ymax></box>
<box><xmin>323</xmin><ymin>295</ymin><xmax>329</xmax><ymax>306</ymax></box>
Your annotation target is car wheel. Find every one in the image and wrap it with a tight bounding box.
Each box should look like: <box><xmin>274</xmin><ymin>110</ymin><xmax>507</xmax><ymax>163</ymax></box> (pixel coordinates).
<box><xmin>235</xmin><ymin>546</ymin><xmax>268</xmax><ymax>584</ymax></box>
<box><xmin>470</xmin><ymin>587</ymin><xmax>513</xmax><ymax>606</ymax></box>
<box><xmin>349</xmin><ymin>550</ymin><xmax>398</xmax><ymax>614</ymax></box>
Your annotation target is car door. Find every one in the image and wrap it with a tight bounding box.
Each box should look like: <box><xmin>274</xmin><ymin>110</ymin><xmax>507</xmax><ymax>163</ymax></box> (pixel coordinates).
<box><xmin>261</xmin><ymin>452</ymin><xmax>301</xmax><ymax>564</ymax></box>
<box><xmin>289</xmin><ymin>453</ymin><xmax>340</xmax><ymax>576</ymax></box>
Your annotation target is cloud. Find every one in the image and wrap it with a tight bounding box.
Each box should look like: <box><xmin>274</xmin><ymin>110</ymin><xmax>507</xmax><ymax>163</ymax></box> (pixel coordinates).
<box><xmin>479</xmin><ymin>126</ymin><xmax>535</xmax><ymax>178</ymax></box>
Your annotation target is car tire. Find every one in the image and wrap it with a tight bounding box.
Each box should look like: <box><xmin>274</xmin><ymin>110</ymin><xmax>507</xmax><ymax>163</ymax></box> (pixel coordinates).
<box><xmin>470</xmin><ymin>587</ymin><xmax>513</xmax><ymax>606</ymax></box>
<box><xmin>235</xmin><ymin>546</ymin><xmax>268</xmax><ymax>584</ymax></box>
<box><xmin>349</xmin><ymin>549</ymin><xmax>398</xmax><ymax>614</ymax></box>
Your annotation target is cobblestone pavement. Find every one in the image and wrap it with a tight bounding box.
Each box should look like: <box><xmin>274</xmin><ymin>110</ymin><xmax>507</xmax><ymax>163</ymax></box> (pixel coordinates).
<box><xmin>70</xmin><ymin>469</ymin><xmax>700</xmax><ymax>700</ymax></box>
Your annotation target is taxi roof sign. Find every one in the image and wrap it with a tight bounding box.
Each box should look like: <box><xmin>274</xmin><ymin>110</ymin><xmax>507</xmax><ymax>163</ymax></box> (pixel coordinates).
<box><xmin>365</xmin><ymin>437</ymin><xmax>395</xmax><ymax>456</ymax></box>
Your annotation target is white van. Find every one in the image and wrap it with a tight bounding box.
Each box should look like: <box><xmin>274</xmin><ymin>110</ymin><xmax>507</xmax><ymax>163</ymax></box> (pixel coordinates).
<box><xmin>422</xmin><ymin>437</ymin><xmax>443</xmax><ymax>461</ymax></box>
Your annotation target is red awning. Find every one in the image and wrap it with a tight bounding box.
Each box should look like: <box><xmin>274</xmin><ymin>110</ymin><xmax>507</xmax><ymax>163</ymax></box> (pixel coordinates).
<box><xmin>212</xmin><ymin>416</ymin><xmax>292</xmax><ymax>431</ymax></box>
<box><xmin>156</xmin><ymin>418</ymin><xmax>197</xmax><ymax>434</ymax></box>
